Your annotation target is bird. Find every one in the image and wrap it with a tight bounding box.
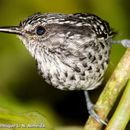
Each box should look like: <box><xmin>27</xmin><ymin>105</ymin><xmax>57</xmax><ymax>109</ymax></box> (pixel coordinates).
<box><xmin>0</xmin><ymin>12</ymin><xmax>129</xmax><ymax>125</ymax></box>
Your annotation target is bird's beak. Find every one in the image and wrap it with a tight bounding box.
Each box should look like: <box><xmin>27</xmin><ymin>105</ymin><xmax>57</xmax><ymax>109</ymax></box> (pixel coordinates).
<box><xmin>0</xmin><ymin>26</ymin><xmax>23</xmax><ymax>35</ymax></box>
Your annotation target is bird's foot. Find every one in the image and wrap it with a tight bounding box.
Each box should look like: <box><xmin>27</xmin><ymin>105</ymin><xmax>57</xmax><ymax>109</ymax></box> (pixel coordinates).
<box><xmin>87</xmin><ymin>102</ymin><xmax>107</xmax><ymax>125</ymax></box>
<box><xmin>84</xmin><ymin>91</ymin><xmax>107</xmax><ymax>125</ymax></box>
<box><xmin>112</xmin><ymin>39</ymin><xmax>130</xmax><ymax>48</ymax></box>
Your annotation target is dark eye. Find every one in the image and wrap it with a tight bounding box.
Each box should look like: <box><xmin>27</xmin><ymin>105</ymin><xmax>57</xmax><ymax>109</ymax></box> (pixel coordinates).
<box><xmin>36</xmin><ymin>26</ymin><xmax>46</xmax><ymax>35</ymax></box>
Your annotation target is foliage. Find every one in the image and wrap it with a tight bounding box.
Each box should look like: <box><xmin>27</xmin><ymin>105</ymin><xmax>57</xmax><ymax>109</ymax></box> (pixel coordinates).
<box><xmin>0</xmin><ymin>0</ymin><xmax>129</xmax><ymax>129</ymax></box>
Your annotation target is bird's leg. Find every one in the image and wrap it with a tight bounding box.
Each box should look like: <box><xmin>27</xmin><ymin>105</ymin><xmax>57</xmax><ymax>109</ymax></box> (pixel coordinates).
<box><xmin>84</xmin><ymin>90</ymin><xmax>107</xmax><ymax>125</ymax></box>
<box><xmin>112</xmin><ymin>39</ymin><xmax>130</xmax><ymax>48</ymax></box>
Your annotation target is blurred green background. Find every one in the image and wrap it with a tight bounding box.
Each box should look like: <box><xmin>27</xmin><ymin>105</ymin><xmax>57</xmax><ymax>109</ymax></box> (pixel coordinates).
<box><xmin>0</xmin><ymin>0</ymin><xmax>129</xmax><ymax>129</ymax></box>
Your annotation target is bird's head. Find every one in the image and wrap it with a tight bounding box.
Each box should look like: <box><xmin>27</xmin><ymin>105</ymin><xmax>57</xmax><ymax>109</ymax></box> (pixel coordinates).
<box><xmin>0</xmin><ymin>13</ymin><xmax>96</xmax><ymax>57</ymax></box>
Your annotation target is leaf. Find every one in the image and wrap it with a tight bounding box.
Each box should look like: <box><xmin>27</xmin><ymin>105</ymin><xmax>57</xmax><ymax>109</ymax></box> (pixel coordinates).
<box><xmin>0</xmin><ymin>107</ymin><xmax>52</xmax><ymax>130</ymax></box>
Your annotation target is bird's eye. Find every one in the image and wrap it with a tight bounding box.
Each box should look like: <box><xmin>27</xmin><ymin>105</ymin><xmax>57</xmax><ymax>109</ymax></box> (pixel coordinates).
<box><xmin>36</xmin><ymin>26</ymin><xmax>46</xmax><ymax>35</ymax></box>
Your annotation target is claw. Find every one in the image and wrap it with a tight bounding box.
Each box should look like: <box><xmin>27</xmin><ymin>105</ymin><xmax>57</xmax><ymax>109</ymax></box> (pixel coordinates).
<box><xmin>92</xmin><ymin>104</ymin><xmax>103</xmax><ymax>109</ymax></box>
<box><xmin>88</xmin><ymin>104</ymin><xmax>107</xmax><ymax>125</ymax></box>
<box><xmin>112</xmin><ymin>39</ymin><xmax>130</xmax><ymax>48</ymax></box>
<box><xmin>84</xmin><ymin>91</ymin><xmax>107</xmax><ymax>125</ymax></box>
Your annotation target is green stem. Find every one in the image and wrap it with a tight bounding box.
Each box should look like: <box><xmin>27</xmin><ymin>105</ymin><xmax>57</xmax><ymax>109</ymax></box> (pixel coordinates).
<box><xmin>84</xmin><ymin>49</ymin><xmax>130</xmax><ymax>130</ymax></box>
<box><xmin>105</xmin><ymin>78</ymin><xmax>130</xmax><ymax>130</ymax></box>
